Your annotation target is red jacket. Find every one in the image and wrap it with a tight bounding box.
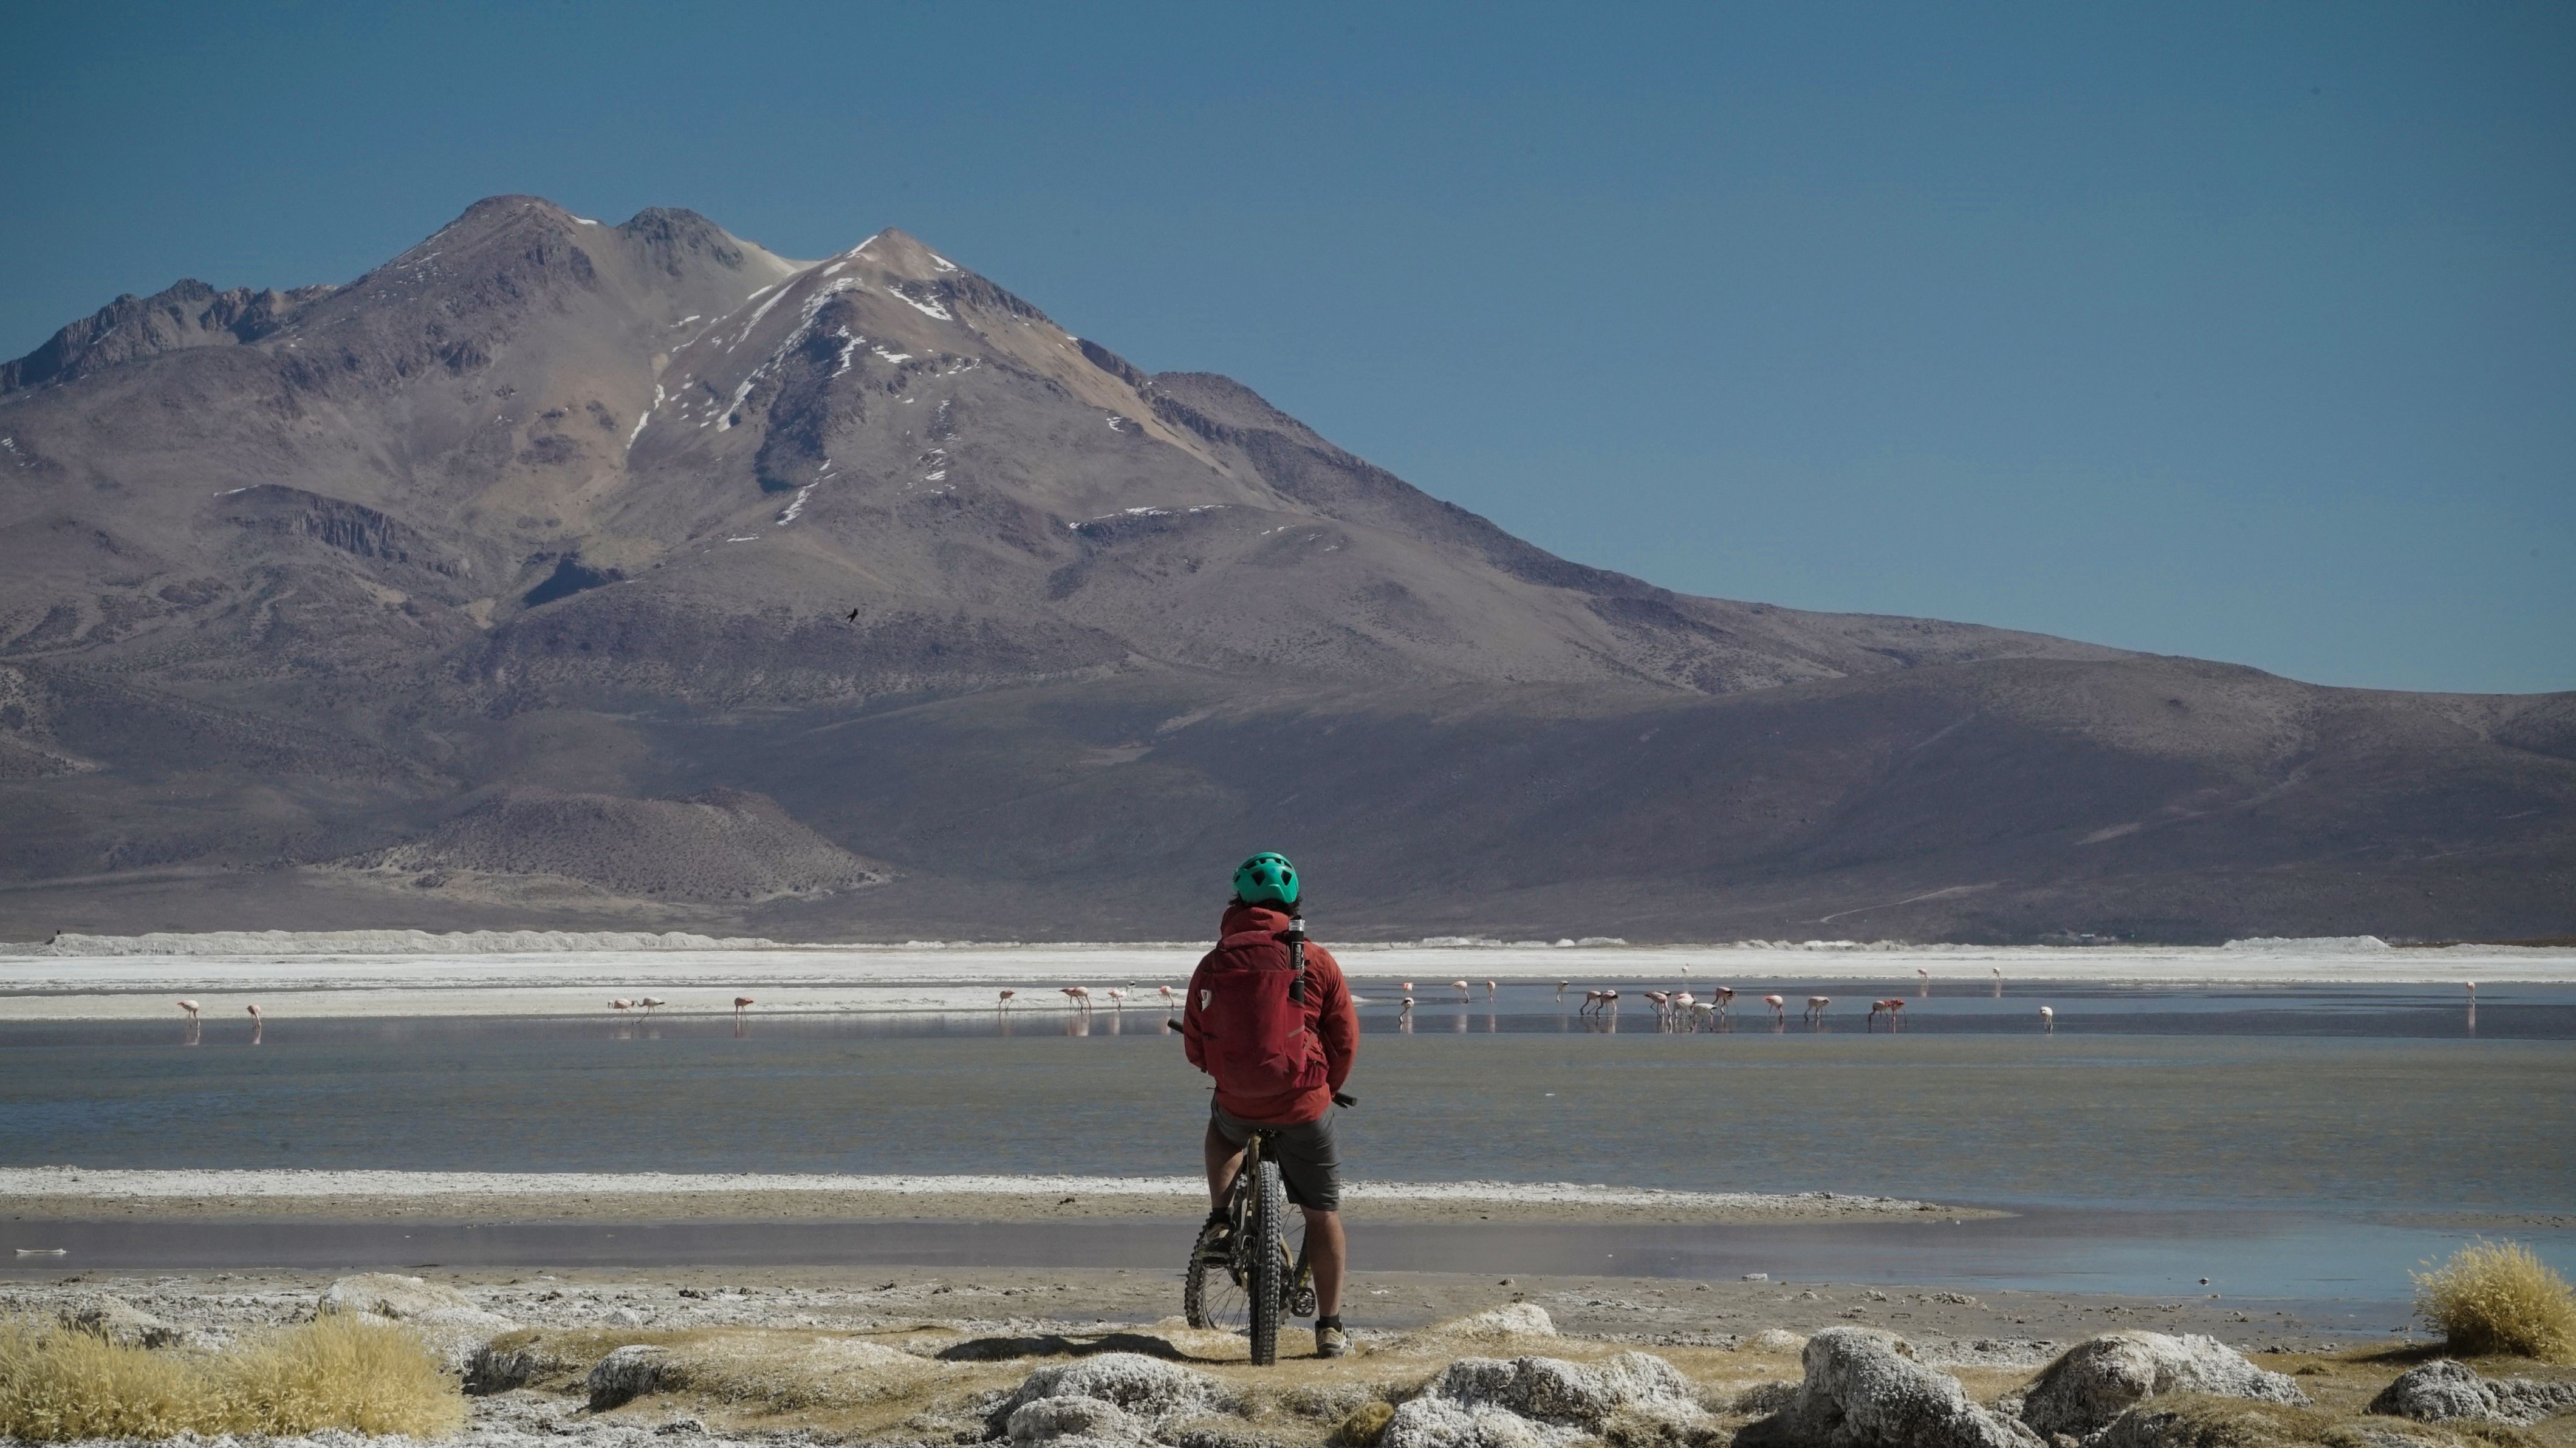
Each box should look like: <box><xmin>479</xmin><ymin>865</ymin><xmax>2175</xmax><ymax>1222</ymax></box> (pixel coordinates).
<box><xmin>1182</xmin><ymin>903</ymin><xmax>1357</xmax><ymax>1125</ymax></box>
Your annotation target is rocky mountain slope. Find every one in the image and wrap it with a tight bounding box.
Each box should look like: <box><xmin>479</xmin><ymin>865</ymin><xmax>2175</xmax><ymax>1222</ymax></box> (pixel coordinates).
<box><xmin>1</xmin><ymin>196</ymin><xmax>2567</xmax><ymax>941</ymax></box>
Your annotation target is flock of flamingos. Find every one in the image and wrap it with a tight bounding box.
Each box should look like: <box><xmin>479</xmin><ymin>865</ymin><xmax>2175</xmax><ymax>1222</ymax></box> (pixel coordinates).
<box><xmin>994</xmin><ymin>966</ymin><xmax>2076</xmax><ymax>1032</ymax></box>
<box><xmin>167</xmin><ymin>965</ymin><xmax>2274</xmax><ymax>1034</ymax></box>
<box><xmin>164</xmin><ymin>975</ymin><xmax>2496</xmax><ymax>1037</ymax></box>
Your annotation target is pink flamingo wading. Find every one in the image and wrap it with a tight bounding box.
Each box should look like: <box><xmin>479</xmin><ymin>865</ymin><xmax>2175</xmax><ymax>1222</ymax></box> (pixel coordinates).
<box><xmin>176</xmin><ymin>999</ymin><xmax>200</xmax><ymax>1020</ymax></box>
<box><xmin>733</xmin><ymin>995</ymin><xmax>755</xmax><ymax>1017</ymax></box>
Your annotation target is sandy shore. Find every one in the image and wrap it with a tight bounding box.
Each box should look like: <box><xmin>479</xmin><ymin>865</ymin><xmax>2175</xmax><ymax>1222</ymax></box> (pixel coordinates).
<box><xmin>0</xmin><ymin>1169</ymin><xmax>1989</xmax><ymax>1225</ymax></box>
<box><xmin>1</xmin><ymin>935</ymin><xmax>2564</xmax><ymax>1020</ymax></box>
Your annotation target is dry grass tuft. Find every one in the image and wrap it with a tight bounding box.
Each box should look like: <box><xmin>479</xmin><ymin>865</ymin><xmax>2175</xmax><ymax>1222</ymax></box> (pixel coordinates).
<box><xmin>0</xmin><ymin>1313</ymin><xmax>464</xmax><ymax>1442</ymax></box>
<box><xmin>2412</xmin><ymin>1240</ymin><xmax>2576</xmax><ymax>1363</ymax></box>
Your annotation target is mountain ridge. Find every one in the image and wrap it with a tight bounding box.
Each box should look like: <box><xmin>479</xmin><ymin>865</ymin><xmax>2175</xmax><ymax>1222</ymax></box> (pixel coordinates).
<box><xmin>0</xmin><ymin>196</ymin><xmax>2566</xmax><ymax>942</ymax></box>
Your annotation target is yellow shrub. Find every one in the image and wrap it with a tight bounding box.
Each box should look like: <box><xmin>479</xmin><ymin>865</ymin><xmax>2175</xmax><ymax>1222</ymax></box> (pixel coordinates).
<box><xmin>0</xmin><ymin>1314</ymin><xmax>464</xmax><ymax>1441</ymax></box>
<box><xmin>0</xmin><ymin>1322</ymin><xmax>199</xmax><ymax>1441</ymax></box>
<box><xmin>215</xmin><ymin>1313</ymin><xmax>467</xmax><ymax>1437</ymax></box>
<box><xmin>2411</xmin><ymin>1239</ymin><xmax>2576</xmax><ymax>1362</ymax></box>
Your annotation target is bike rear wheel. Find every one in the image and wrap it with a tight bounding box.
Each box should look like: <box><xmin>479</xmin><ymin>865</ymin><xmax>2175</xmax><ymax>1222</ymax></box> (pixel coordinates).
<box><xmin>1248</xmin><ymin>1158</ymin><xmax>1287</xmax><ymax>1364</ymax></box>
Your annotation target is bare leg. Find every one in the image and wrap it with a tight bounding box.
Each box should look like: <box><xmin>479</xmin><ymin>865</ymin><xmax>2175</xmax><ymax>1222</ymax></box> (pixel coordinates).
<box><xmin>1204</xmin><ymin>1121</ymin><xmax>1245</xmax><ymax>1211</ymax></box>
<box><xmin>1302</xmin><ymin>1207</ymin><xmax>1345</xmax><ymax>1319</ymax></box>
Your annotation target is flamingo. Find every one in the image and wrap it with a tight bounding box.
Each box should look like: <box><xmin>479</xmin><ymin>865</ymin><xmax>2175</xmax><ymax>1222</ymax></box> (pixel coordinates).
<box><xmin>1673</xmin><ymin>990</ymin><xmax>1695</xmax><ymax>1018</ymax></box>
<box><xmin>1485</xmin><ymin>980</ymin><xmax>1498</xmax><ymax>1002</ymax></box>
<box><xmin>1762</xmin><ymin>994</ymin><xmax>1786</xmax><ymax>1024</ymax></box>
<box><xmin>1451</xmin><ymin>979</ymin><xmax>1471</xmax><ymax>1003</ymax></box>
<box><xmin>1599</xmin><ymin>988</ymin><xmax>1620</xmax><ymax>1016</ymax></box>
<box><xmin>638</xmin><ymin>996</ymin><xmax>665</xmax><ymax>1014</ymax></box>
<box><xmin>998</xmin><ymin>989</ymin><xmax>1016</xmax><ymax>1010</ymax></box>
<box><xmin>611</xmin><ymin>999</ymin><xmax>632</xmax><ymax>1013</ymax></box>
<box><xmin>1687</xmin><ymin>999</ymin><xmax>1714</xmax><ymax>1026</ymax></box>
<box><xmin>1916</xmin><ymin>968</ymin><xmax>1931</xmax><ymax>998</ymax></box>
<box><xmin>177</xmin><ymin>999</ymin><xmax>200</xmax><ymax>1020</ymax></box>
<box><xmin>1804</xmin><ymin>995</ymin><xmax>1831</xmax><ymax>1023</ymax></box>
<box><xmin>1105</xmin><ymin>988</ymin><xmax>1126</xmax><ymax>1009</ymax></box>
<box><xmin>2039</xmin><ymin>1005</ymin><xmax>2055</xmax><ymax>1031</ymax></box>
<box><xmin>1399</xmin><ymin>995</ymin><xmax>1416</xmax><ymax>1016</ymax></box>
<box><xmin>1159</xmin><ymin>985</ymin><xmax>1177</xmax><ymax>1008</ymax></box>
<box><xmin>1400</xmin><ymin>981</ymin><xmax>1414</xmax><ymax>994</ymax></box>
<box><xmin>1643</xmin><ymin>989</ymin><xmax>1670</xmax><ymax>1022</ymax></box>
<box><xmin>1061</xmin><ymin>986</ymin><xmax>1092</xmax><ymax>1011</ymax></box>
<box><xmin>245</xmin><ymin>1003</ymin><xmax>262</xmax><ymax>1020</ymax></box>
<box><xmin>733</xmin><ymin>995</ymin><xmax>755</xmax><ymax>1017</ymax></box>
<box><xmin>1711</xmin><ymin>986</ymin><xmax>1736</xmax><ymax>1016</ymax></box>
<box><xmin>1868</xmin><ymin>998</ymin><xmax>1905</xmax><ymax>1030</ymax></box>
<box><xmin>1556</xmin><ymin>980</ymin><xmax>1571</xmax><ymax>1001</ymax></box>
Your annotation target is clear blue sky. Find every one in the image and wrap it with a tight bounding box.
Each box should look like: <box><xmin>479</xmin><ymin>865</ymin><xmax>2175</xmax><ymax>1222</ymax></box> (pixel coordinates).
<box><xmin>5</xmin><ymin>1</ymin><xmax>2569</xmax><ymax>693</ymax></box>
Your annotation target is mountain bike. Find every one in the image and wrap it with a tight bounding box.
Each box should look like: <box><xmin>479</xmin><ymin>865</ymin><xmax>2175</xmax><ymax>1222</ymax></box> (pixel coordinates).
<box><xmin>1182</xmin><ymin>1091</ymin><xmax>1352</xmax><ymax>1365</ymax></box>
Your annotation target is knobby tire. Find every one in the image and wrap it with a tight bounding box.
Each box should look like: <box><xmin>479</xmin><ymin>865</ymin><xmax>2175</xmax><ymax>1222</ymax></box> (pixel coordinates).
<box><xmin>1249</xmin><ymin>1158</ymin><xmax>1287</xmax><ymax>1365</ymax></box>
<box><xmin>1184</xmin><ymin>1214</ymin><xmax>1245</xmax><ymax>1334</ymax></box>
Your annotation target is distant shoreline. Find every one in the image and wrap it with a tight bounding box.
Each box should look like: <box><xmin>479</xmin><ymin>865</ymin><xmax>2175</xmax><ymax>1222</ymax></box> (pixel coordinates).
<box><xmin>0</xmin><ymin>935</ymin><xmax>2564</xmax><ymax>1020</ymax></box>
<box><xmin>0</xmin><ymin>1169</ymin><xmax>1990</xmax><ymax>1225</ymax></box>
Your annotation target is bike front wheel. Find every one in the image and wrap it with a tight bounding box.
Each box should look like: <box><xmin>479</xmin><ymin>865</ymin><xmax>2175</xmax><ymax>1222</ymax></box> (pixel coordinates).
<box><xmin>1248</xmin><ymin>1158</ymin><xmax>1287</xmax><ymax>1365</ymax></box>
<box><xmin>1184</xmin><ymin>1213</ymin><xmax>1248</xmax><ymax>1334</ymax></box>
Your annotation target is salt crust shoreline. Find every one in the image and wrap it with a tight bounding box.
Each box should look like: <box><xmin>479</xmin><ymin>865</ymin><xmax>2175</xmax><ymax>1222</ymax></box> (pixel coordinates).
<box><xmin>0</xmin><ymin>932</ymin><xmax>2564</xmax><ymax>1021</ymax></box>
<box><xmin>0</xmin><ymin>1167</ymin><xmax>1942</xmax><ymax>1215</ymax></box>
<box><xmin>2</xmin><ymin>927</ymin><xmax>2543</xmax><ymax>958</ymax></box>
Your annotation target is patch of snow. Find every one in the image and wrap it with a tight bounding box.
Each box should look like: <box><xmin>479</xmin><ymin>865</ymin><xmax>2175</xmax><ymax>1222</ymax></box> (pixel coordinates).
<box><xmin>727</xmin><ymin>534</ymin><xmax>759</xmax><ymax>542</ymax></box>
<box><xmin>731</xmin><ymin>282</ymin><xmax>797</xmax><ymax>348</ymax></box>
<box><xmin>923</xmin><ymin>470</ymin><xmax>947</xmax><ymax>482</ymax></box>
<box><xmin>626</xmin><ymin>386</ymin><xmax>665</xmax><ymax>447</ymax></box>
<box><xmin>776</xmin><ymin>485</ymin><xmax>815</xmax><ymax>524</ymax></box>
<box><xmin>886</xmin><ymin>284</ymin><xmax>952</xmax><ymax>321</ymax></box>
<box><xmin>930</xmin><ymin>252</ymin><xmax>957</xmax><ymax>272</ymax></box>
<box><xmin>821</xmin><ymin>262</ymin><xmax>846</xmax><ymax>276</ymax></box>
<box><xmin>1105</xmin><ymin>415</ymin><xmax>1126</xmax><ymax>431</ymax></box>
<box><xmin>713</xmin><ymin>376</ymin><xmax>758</xmax><ymax>431</ymax></box>
<box><xmin>672</xmin><ymin>315</ymin><xmax>702</xmax><ymax>327</ymax></box>
<box><xmin>872</xmin><ymin>345</ymin><xmax>913</xmax><ymax>364</ymax></box>
<box><xmin>571</xmin><ymin>216</ymin><xmax>600</xmax><ymax>226</ymax></box>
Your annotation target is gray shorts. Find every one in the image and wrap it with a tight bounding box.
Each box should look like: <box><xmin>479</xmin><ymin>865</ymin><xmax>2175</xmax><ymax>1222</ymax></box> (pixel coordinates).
<box><xmin>1210</xmin><ymin>1102</ymin><xmax>1341</xmax><ymax>1212</ymax></box>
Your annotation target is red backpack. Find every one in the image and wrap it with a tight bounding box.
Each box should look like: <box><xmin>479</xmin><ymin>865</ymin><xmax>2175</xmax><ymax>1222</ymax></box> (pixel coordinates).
<box><xmin>1195</xmin><ymin>924</ymin><xmax>1327</xmax><ymax>1098</ymax></box>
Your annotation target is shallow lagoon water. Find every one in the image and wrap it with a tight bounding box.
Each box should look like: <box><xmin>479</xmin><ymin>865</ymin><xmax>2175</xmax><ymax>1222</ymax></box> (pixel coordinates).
<box><xmin>6</xmin><ymin>981</ymin><xmax>2571</xmax><ymax>1307</ymax></box>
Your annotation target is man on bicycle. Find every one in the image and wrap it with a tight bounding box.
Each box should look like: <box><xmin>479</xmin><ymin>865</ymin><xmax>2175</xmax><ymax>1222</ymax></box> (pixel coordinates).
<box><xmin>1182</xmin><ymin>851</ymin><xmax>1359</xmax><ymax>1358</ymax></box>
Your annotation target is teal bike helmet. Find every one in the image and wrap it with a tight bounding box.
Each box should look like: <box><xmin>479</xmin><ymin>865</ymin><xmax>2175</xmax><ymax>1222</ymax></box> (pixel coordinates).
<box><xmin>1231</xmin><ymin>851</ymin><xmax>1300</xmax><ymax>909</ymax></box>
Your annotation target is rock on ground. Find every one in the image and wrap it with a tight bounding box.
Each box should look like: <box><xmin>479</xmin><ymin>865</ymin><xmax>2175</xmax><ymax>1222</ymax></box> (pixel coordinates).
<box><xmin>1381</xmin><ymin>1351</ymin><xmax>1707</xmax><ymax>1448</ymax></box>
<box><xmin>318</xmin><ymin>1271</ymin><xmax>484</xmax><ymax>1319</ymax></box>
<box><xmin>55</xmin><ymin>1291</ymin><xmax>187</xmax><ymax>1348</ymax></box>
<box><xmin>2006</xmin><ymin>1331</ymin><xmax>2306</xmax><ymax>1440</ymax></box>
<box><xmin>994</xmin><ymin>1352</ymin><xmax>1226</xmax><ymax>1444</ymax></box>
<box><xmin>1733</xmin><ymin>1327</ymin><xmax>2044</xmax><ymax>1448</ymax></box>
<box><xmin>320</xmin><ymin>1271</ymin><xmax>519</xmax><ymax>1370</ymax></box>
<box><xmin>588</xmin><ymin>1344</ymin><xmax>672</xmax><ymax>1409</ymax></box>
<box><xmin>2369</xmin><ymin>1358</ymin><xmax>2576</xmax><ymax>1427</ymax></box>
